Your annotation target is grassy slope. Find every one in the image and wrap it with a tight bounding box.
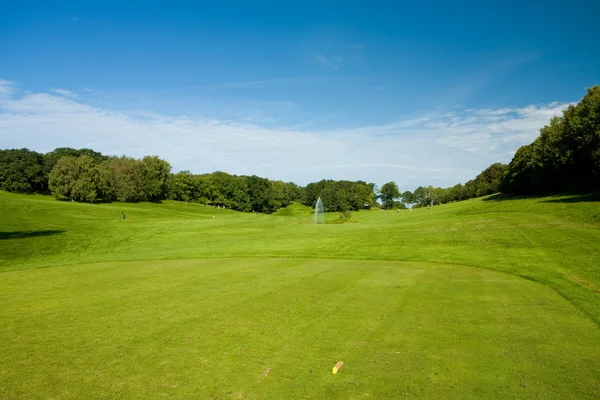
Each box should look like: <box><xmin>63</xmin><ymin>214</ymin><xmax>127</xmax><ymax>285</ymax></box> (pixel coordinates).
<box><xmin>1</xmin><ymin>191</ymin><xmax>599</xmax><ymax>323</ymax></box>
<box><xmin>1</xmin><ymin>191</ymin><xmax>600</xmax><ymax>399</ymax></box>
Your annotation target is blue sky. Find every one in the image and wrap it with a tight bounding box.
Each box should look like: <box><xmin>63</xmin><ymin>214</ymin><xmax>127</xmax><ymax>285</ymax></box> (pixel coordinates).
<box><xmin>1</xmin><ymin>0</ymin><xmax>598</xmax><ymax>189</ymax></box>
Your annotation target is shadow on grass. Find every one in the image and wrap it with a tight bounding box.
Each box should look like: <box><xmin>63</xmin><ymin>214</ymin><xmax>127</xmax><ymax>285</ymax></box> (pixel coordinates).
<box><xmin>543</xmin><ymin>193</ymin><xmax>600</xmax><ymax>203</ymax></box>
<box><xmin>482</xmin><ymin>192</ymin><xmax>600</xmax><ymax>203</ymax></box>
<box><xmin>0</xmin><ymin>230</ymin><xmax>66</xmax><ymax>240</ymax></box>
<box><xmin>481</xmin><ymin>193</ymin><xmax>545</xmax><ymax>202</ymax></box>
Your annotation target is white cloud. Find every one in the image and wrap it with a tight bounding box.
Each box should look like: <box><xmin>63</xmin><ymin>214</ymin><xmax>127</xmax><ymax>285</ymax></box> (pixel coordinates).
<box><xmin>0</xmin><ymin>83</ymin><xmax>570</xmax><ymax>190</ymax></box>
<box><xmin>312</xmin><ymin>54</ymin><xmax>342</xmax><ymax>70</ymax></box>
<box><xmin>52</xmin><ymin>89</ymin><xmax>79</xmax><ymax>98</ymax></box>
<box><xmin>0</xmin><ymin>79</ymin><xmax>15</xmax><ymax>95</ymax></box>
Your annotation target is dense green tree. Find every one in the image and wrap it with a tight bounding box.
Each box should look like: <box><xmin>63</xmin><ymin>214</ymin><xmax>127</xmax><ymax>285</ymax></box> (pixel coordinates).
<box><xmin>141</xmin><ymin>156</ymin><xmax>172</xmax><ymax>201</ymax></box>
<box><xmin>380</xmin><ymin>181</ymin><xmax>400</xmax><ymax>209</ymax></box>
<box><xmin>70</xmin><ymin>156</ymin><xmax>103</xmax><ymax>202</ymax></box>
<box><xmin>0</xmin><ymin>149</ymin><xmax>45</xmax><ymax>193</ymax></box>
<box><xmin>245</xmin><ymin>175</ymin><xmax>278</xmax><ymax>213</ymax></box>
<box><xmin>1</xmin><ymin>147</ymin><xmax>303</xmax><ymax>211</ymax></box>
<box><xmin>49</xmin><ymin>155</ymin><xmax>112</xmax><ymax>202</ymax></box>
<box><xmin>413</xmin><ymin>186</ymin><xmax>427</xmax><ymax>206</ymax></box>
<box><xmin>304</xmin><ymin>180</ymin><xmax>328</xmax><ymax>208</ymax></box>
<box><xmin>400</xmin><ymin>191</ymin><xmax>416</xmax><ymax>208</ymax></box>
<box><xmin>444</xmin><ymin>184</ymin><xmax>464</xmax><ymax>202</ymax></box>
<box><xmin>473</xmin><ymin>163</ymin><xmax>507</xmax><ymax>196</ymax></box>
<box><xmin>43</xmin><ymin>148</ymin><xmax>105</xmax><ymax>175</ymax></box>
<box><xmin>104</xmin><ymin>156</ymin><xmax>144</xmax><ymax>202</ymax></box>
<box><xmin>227</xmin><ymin>176</ymin><xmax>252</xmax><ymax>212</ymax></box>
<box><xmin>302</xmin><ymin>179</ymin><xmax>376</xmax><ymax>212</ymax></box>
<box><xmin>502</xmin><ymin>85</ymin><xmax>600</xmax><ymax>194</ymax></box>
<box><xmin>42</xmin><ymin>148</ymin><xmax>107</xmax><ymax>192</ymax></box>
<box><xmin>168</xmin><ymin>171</ymin><xmax>196</xmax><ymax>202</ymax></box>
<box><xmin>48</xmin><ymin>156</ymin><xmax>78</xmax><ymax>199</ymax></box>
<box><xmin>319</xmin><ymin>181</ymin><xmax>349</xmax><ymax>212</ymax></box>
<box><xmin>430</xmin><ymin>187</ymin><xmax>444</xmax><ymax>205</ymax></box>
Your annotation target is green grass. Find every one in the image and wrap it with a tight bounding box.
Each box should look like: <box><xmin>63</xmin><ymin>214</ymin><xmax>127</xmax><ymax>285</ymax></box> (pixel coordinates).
<box><xmin>1</xmin><ymin>191</ymin><xmax>600</xmax><ymax>399</ymax></box>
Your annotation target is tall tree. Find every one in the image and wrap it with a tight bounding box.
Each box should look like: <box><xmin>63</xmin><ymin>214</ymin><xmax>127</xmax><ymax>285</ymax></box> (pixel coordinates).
<box><xmin>245</xmin><ymin>175</ymin><xmax>278</xmax><ymax>213</ymax></box>
<box><xmin>49</xmin><ymin>155</ymin><xmax>112</xmax><ymax>202</ymax></box>
<box><xmin>502</xmin><ymin>86</ymin><xmax>600</xmax><ymax>194</ymax></box>
<box><xmin>380</xmin><ymin>181</ymin><xmax>400</xmax><ymax>209</ymax></box>
<box><xmin>0</xmin><ymin>149</ymin><xmax>45</xmax><ymax>193</ymax></box>
<box><xmin>141</xmin><ymin>156</ymin><xmax>172</xmax><ymax>201</ymax></box>
<box><xmin>104</xmin><ymin>156</ymin><xmax>144</xmax><ymax>202</ymax></box>
<box><xmin>168</xmin><ymin>170</ymin><xmax>196</xmax><ymax>202</ymax></box>
<box><xmin>401</xmin><ymin>191</ymin><xmax>416</xmax><ymax>209</ymax></box>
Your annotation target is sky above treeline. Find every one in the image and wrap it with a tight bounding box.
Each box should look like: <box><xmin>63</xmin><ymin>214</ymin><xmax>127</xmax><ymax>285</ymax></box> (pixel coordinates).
<box><xmin>1</xmin><ymin>0</ymin><xmax>598</xmax><ymax>189</ymax></box>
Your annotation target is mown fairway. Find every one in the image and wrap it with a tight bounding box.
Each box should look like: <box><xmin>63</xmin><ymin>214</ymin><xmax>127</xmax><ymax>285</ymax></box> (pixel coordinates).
<box><xmin>1</xmin><ymin>191</ymin><xmax>600</xmax><ymax>399</ymax></box>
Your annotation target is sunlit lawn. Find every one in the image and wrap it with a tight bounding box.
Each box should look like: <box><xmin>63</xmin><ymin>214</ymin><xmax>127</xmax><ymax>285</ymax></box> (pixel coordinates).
<box><xmin>1</xmin><ymin>191</ymin><xmax>599</xmax><ymax>398</ymax></box>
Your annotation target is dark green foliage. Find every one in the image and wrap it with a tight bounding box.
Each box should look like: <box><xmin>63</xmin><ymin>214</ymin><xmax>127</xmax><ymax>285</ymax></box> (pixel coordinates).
<box><xmin>168</xmin><ymin>171</ymin><xmax>197</xmax><ymax>202</ymax></box>
<box><xmin>43</xmin><ymin>148</ymin><xmax>106</xmax><ymax>175</ymax></box>
<box><xmin>0</xmin><ymin>147</ymin><xmax>108</xmax><ymax>195</ymax></box>
<box><xmin>141</xmin><ymin>156</ymin><xmax>172</xmax><ymax>201</ymax></box>
<box><xmin>475</xmin><ymin>163</ymin><xmax>507</xmax><ymax>196</ymax></box>
<box><xmin>379</xmin><ymin>181</ymin><xmax>401</xmax><ymax>209</ymax></box>
<box><xmin>401</xmin><ymin>191</ymin><xmax>416</xmax><ymax>208</ymax></box>
<box><xmin>304</xmin><ymin>179</ymin><xmax>327</xmax><ymax>208</ymax></box>
<box><xmin>42</xmin><ymin>148</ymin><xmax>108</xmax><ymax>192</ymax></box>
<box><xmin>413</xmin><ymin>186</ymin><xmax>429</xmax><ymax>206</ymax></box>
<box><xmin>302</xmin><ymin>179</ymin><xmax>376</xmax><ymax>212</ymax></box>
<box><xmin>410</xmin><ymin>163</ymin><xmax>508</xmax><ymax>207</ymax></box>
<box><xmin>48</xmin><ymin>155</ymin><xmax>112</xmax><ymax>202</ymax></box>
<box><xmin>0</xmin><ymin>149</ymin><xmax>45</xmax><ymax>193</ymax></box>
<box><xmin>245</xmin><ymin>175</ymin><xmax>278</xmax><ymax>213</ymax></box>
<box><xmin>104</xmin><ymin>156</ymin><xmax>145</xmax><ymax>202</ymax></box>
<box><xmin>502</xmin><ymin>85</ymin><xmax>600</xmax><ymax>194</ymax></box>
<box><xmin>227</xmin><ymin>176</ymin><xmax>253</xmax><ymax>212</ymax></box>
<box><xmin>165</xmin><ymin>170</ymin><xmax>298</xmax><ymax>213</ymax></box>
<box><xmin>46</xmin><ymin>153</ymin><xmax>172</xmax><ymax>203</ymax></box>
<box><xmin>342</xmin><ymin>210</ymin><xmax>352</xmax><ymax>218</ymax></box>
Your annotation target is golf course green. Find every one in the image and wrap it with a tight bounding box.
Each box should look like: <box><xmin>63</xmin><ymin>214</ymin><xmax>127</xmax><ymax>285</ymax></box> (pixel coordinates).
<box><xmin>1</xmin><ymin>191</ymin><xmax>600</xmax><ymax>399</ymax></box>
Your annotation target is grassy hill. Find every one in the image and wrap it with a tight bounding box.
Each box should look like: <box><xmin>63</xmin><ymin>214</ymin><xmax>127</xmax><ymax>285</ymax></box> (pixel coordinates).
<box><xmin>1</xmin><ymin>191</ymin><xmax>599</xmax><ymax>399</ymax></box>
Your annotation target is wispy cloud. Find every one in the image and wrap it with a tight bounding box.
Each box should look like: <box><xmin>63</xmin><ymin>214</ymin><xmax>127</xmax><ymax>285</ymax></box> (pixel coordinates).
<box><xmin>312</xmin><ymin>54</ymin><xmax>343</xmax><ymax>70</ymax></box>
<box><xmin>0</xmin><ymin>80</ymin><xmax>570</xmax><ymax>189</ymax></box>
<box><xmin>0</xmin><ymin>79</ymin><xmax>15</xmax><ymax>95</ymax></box>
<box><xmin>52</xmin><ymin>89</ymin><xmax>79</xmax><ymax>98</ymax></box>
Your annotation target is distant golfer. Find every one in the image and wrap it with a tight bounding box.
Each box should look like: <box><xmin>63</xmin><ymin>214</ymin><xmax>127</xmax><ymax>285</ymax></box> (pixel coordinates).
<box><xmin>121</xmin><ymin>212</ymin><xmax>125</xmax><ymax>220</ymax></box>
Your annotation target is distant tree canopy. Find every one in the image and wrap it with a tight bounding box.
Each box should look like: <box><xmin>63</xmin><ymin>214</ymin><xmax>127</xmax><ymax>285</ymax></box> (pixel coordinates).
<box><xmin>400</xmin><ymin>191</ymin><xmax>416</xmax><ymax>208</ymax></box>
<box><xmin>501</xmin><ymin>85</ymin><xmax>600</xmax><ymax>194</ymax></box>
<box><xmin>0</xmin><ymin>149</ymin><xmax>45</xmax><ymax>193</ymax></box>
<box><xmin>380</xmin><ymin>181</ymin><xmax>400</xmax><ymax>209</ymax></box>
<box><xmin>0</xmin><ymin>147</ymin><xmax>299</xmax><ymax>213</ymax></box>
<box><xmin>167</xmin><ymin>171</ymin><xmax>299</xmax><ymax>213</ymax></box>
<box><xmin>48</xmin><ymin>154</ymin><xmax>170</xmax><ymax>203</ymax></box>
<box><xmin>389</xmin><ymin>87</ymin><xmax>599</xmax><ymax>204</ymax></box>
<box><xmin>388</xmin><ymin>162</ymin><xmax>508</xmax><ymax>210</ymax></box>
<box><xmin>2</xmin><ymin>87</ymin><xmax>598</xmax><ymax>210</ymax></box>
<box><xmin>302</xmin><ymin>179</ymin><xmax>377</xmax><ymax>212</ymax></box>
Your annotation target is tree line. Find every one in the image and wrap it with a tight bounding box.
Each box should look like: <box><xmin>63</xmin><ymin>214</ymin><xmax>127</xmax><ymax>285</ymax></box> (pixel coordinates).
<box><xmin>501</xmin><ymin>85</ymin><xmax>599</xmax><ymax>194</ymax></box>
<box><xmin>1</xmin><ymin>86</ymin><xmax>597</xmax><ymax>211</ymax></box>
<box><xmin>302</xmin><ymin>179</ymin><xmax>377</xmax><ymax>212</ymax></box>
<box><xmin>169</xmin><ymin>170</ymin><xmax>300</xmax><ymax>213</ymax></box>
<box><xmin>377</xmin><ymin>85</ymin><xmax>599</xmax><ymax>208</ymax></box>
<box><xmin>0</xmin><ymin>147</ymin><xmax>300</xmax><ymax>213</ymax></box>
<box><xmin>377</xmin><ymin>162</ymin><xmax>508</xmax><ymax>209</ymax></box>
